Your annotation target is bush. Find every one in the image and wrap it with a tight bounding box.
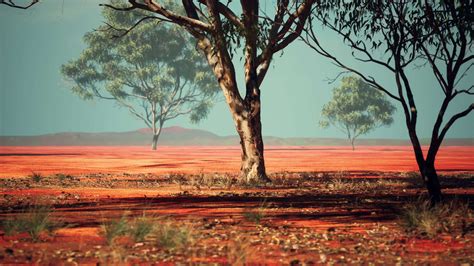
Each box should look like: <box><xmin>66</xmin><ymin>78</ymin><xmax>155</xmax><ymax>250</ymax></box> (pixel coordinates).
<box><xmin>1</xmin><ymin>206</ymin><xmax>63</xmax><ymax>241</ymax></box>
<box><xmin>102</xmin><ymin>216</ymin><xmax>130</xmax><ymax>245</ymax></box>
<box><xmin>30</xmin><ymin>172</ymin><xmax>42</xmax><ymax>183</ymax></box>
<box><xmin>129</xmin><ymin>215</ymin><xmax>154</xmax><ymax>242</ymax></box>
<box><xmin>399</xmin><ymin>198</ymin><xmax>473</xmax><ymax>238</ymax></box>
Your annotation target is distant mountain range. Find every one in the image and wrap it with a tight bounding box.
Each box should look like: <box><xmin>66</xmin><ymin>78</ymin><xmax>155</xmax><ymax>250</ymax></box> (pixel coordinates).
<box><xmin>0</xmin><ymin>126</ymin><xmax>472</xmax><ymax>146</ymax></box>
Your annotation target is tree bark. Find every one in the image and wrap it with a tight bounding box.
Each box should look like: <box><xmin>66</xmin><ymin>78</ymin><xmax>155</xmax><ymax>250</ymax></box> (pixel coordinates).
<box><xmin>234</xmin><ymin>104</ymin><xmax>269</xmax><ymax>183</ymax></box>
<box><xmin>151</xmin><ymin>127</ymin><xmax>162</xmax><ymax>151</ymax></box>
<box><xmin>421</xmin><ymin>162</ymin><xmax>442</xmax><ymax>204</ymax></box>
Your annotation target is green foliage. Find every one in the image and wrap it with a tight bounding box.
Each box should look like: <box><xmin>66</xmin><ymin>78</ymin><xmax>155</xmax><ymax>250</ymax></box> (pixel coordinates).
<box><xmin>102</xmin><ymin>216</ymin><xmax>130</xmax><ymax>245</ymax></box>
<box><xmin>320</xmin><ymin>76</ymin><xmax>395</xmax><ymax>148</ymax></box>
<box><xmin>399</xmin><ymin>198</ymin><xmax>473</xmax><ymax>238</ymax></box>
<box><xmin>61</xmin><ymin>0</ymin><xmax>219</xmax><ymax>146</ymax></box>
<box><xmin>30</xmin><ymin>172</ymin><xmax>42</xmax><ymax>183</ymax></box>
<box><xmin>129</xmin><ymin>215</ymin><xmax>154</xmax><ymax>242</ymax></box>
<box><xmin>1</xmin><ymin>206</ymin><xmax>64</xmax><ymax>241</ymax></box>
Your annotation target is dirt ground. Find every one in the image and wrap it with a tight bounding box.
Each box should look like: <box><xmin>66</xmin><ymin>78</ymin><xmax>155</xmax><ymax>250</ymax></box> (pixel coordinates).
<box><xmin>1</xmin><ymin>146</ymin><xmax>473</xmax><ymax>177</ymax></box>
<box><xmin>0</xmin><ymin>146</ymin><xmax>473</xmax><ymax>264</ymax></box>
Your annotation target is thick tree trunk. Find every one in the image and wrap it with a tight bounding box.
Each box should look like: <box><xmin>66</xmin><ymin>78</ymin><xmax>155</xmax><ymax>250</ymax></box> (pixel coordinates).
<box><xmin>234</xmin><ymin>110</ymin><xmax>270</xmax><ymax>183</ymax></box>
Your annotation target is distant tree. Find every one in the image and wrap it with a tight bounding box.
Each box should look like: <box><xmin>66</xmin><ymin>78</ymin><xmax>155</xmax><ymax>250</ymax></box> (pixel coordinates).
<box><xmin>303</xmin><ymin>0</ymin><xmax>473</xmax><ymax>203</ymax></box>
<box><xmin>320</xmin><ymin>76</ymin><xmax>395</xmax><ymax>150</ymax></box>
<box><xmin>61</xmin><ymin>6</ymin><xmax>218</xmax><ymax>150</ymax></box>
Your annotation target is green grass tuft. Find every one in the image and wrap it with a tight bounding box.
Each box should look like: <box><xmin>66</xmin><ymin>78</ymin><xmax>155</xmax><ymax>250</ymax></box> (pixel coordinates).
<box><xmin>399</xmin><ymin>198</ymin><xmax>473</xmax><ymax>238</ymax></box>
<box><xmin>30</xmin><ymin>172</ymin><xmax>42</xmax><ymax>183</ymax></box>
<box><xmin>129</xmin><ymin>215</ymin><xmax>154</xmax><ymax>242</ymax></box>
<box><xmin>1</xmin><ymin>206</ymin><xmax>64</xmax><ymax>241</ymax></box>
<box><xmin>101</xmin><ymin>216</ymin><xmax>130</xmax><ymax>245</ymax></box>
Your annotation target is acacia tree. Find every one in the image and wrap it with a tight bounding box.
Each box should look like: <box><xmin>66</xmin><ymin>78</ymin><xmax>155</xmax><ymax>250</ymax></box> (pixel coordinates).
<box><xmin>61</xmin><ymin>7</ymin><xmax>218</xmax><ymax>150</ymax></box>
<box><xmin>303</xmin><ymin>0</ymin><xmax>473</xmax><ymax>202</ymax></box>
<box><xmin>94</xmin><ymin>0</ymin><xmax>316</xmax><ymax>182</ymax></box>
<box><xmin>320</xmin><ymin>76</ymin><xmax>395</xmax><ymax>150</ymax></box>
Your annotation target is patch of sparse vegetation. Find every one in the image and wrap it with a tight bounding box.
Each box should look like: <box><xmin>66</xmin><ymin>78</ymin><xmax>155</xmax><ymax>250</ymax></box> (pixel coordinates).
<box><xmin>30</xmin><ymin>172</ymin><xmax>42</xmax><ymax>183</ymax></box>
<box><xmin>190</xmin><ymin>173</ymin><xmax>235</xmax><ymax>190</ymax></box>
<box><xmin>102</xmin><ymin>216</ymin><xmax>130</xmax><ymax>245</ymax></box>
<box><xmin>243</xmin><ymin>201</ymin><xmax>270</xmax><ymax>224</ymax></box>
<box><xmin>399</xmin><ymin>198</ymin><xmax>473</xmax><ymax>238</ymax></box>
<box><xmin>155</xmin><ymin>219</ymin><xmax>194</xmax><ymax>250</ymax></box>
<box><xmin>56</xmin><ymin>173</ymin><xmax>74</xmax><ymax>182</ymax></box>
<box><xmin>129</xmin><ymin>214</ymin><xmax>154</xmax><ymax>242</ymax></box>
<box><xmin>226</xmin><ymin>236</ymin><xmax>254</xmax><ymax>265</ymax></box>
<box><xmin>1</xmin><ymin>205</ymin><xmax>64</xmax><ymax>241</ymax></box>
<box><xmin>327</xmin><ymin>178</ymin><xmax>406</xmax><ymax>192</ymax></box>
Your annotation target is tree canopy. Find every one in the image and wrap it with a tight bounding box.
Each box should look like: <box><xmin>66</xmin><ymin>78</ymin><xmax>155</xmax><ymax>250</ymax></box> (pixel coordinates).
<box><xmin>320</xmin><ymin>76</ymin><xmax>395</xmax><ymax>150</ymax></box>
<box><xmin>61</xmin><ymin>4</ymin><xmax>219</xmax><ymax>150</ymax></box>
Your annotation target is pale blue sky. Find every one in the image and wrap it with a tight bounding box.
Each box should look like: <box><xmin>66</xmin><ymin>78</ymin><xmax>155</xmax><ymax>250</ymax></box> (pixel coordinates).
<box><xmin>1</xmin><ymin>1</ymin><xmax>473</xmax><ymax>138</ymax></box>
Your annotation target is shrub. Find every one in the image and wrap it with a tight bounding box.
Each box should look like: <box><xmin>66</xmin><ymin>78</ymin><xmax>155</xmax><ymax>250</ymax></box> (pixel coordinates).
<box><xmin>1</xmin><ymin>206</ymin><xmax>63</xmax><ymax>241</ymax></box>
<box><xmin>30</xmin><ymin>172</ymin><xmax>42</xmax><ymax>183</ymax></box>
<box><xmin>102</xmin><ymin>216</ymin><xmax>130</xmax><ymax>245</ymax></box>
<box><xmin>129</xmin><ymin>215</ymin><xmax>154</xmax><ymax>242</ymax></box>
<box><xmin>399</xmin><ymin>198</ymin><xmax>473</xmax><ymax>238</ymax></box>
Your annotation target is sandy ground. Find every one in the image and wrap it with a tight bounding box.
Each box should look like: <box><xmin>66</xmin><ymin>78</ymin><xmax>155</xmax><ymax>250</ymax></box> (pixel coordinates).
<box><xmin>1</xmin><ymin>145</ymin><xmax>473</xmax><ymax>177</ymax></box>
<box><xmin>0</xmin><ymin>146</ymin><xmax>473</xmax><ymax>264</ymax></box>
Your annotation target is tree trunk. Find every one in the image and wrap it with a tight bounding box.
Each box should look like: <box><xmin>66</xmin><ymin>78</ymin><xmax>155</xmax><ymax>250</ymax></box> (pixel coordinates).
<box><xmin>151</xmin><ymin>127</ymin><xmax>162</xmax><ymax>151</ymax></box>
<box><xmin>422</xmin><ymin>162</ymin><xmax>443</xmax><ymax>204</ymax></box>
<box><xmin>151</xmin><ymin>134</ymin><xmax>159</xmax><ymax>150</ymax></box>
<box><xmin>235</xmin><ymin>113</ymin><xmax>269</xmax><ymax>183</ymax></box>
<box><xmin>350</xmin><ymin>138</ymin><xmax>355</xmax><ymax>151</ymax></box>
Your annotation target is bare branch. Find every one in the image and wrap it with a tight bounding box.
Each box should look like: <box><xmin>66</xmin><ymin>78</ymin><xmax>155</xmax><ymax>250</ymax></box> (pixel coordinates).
<box><xmin>0</xmin><ymin>0</ymin><xmax>38</xmax><ymax>9</ymax></box>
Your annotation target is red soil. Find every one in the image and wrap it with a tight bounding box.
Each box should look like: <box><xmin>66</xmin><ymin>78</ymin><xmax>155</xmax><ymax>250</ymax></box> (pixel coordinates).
<box><xmin>0</xmin><ymin>146</ymin><xmax>472</xmax><ymax>177</ymax></box>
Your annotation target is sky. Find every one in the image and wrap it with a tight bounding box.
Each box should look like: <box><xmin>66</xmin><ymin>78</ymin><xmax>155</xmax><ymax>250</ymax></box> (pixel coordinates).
<box><xmin>1</xmin><ymin>0</ymin><xmax>473</xmax><ymax>139</ymax></box>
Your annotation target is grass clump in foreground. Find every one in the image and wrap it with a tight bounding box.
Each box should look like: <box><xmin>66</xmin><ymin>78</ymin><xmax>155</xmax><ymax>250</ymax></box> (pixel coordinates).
<box><xmin>1</xmin><ymin>205</ymin><xmax>64</xmax><ymax>241</ymax></box>
<box><xmin>102</xmin><ymin>216</ymin><xmax>130</xmax><ymax>245</ymax></box>
<box><xmin>155</xmin><ymin>219</ymin><xmax>194</xmax><ymax>251</ymax></box>
<box><xmin>227</xmin><ymin>236</ymin><xmax>254</xmax><ymax>265</ymax></box>
<box><xmin>129</xmin><ymin>215</ymin><xmax>154</xmax><ymax>242</ymax></box>
<box><xmin>101</xmin><ymin>214</ymin><xmax>194</xmax><ymax>251</ymax></box>
<box><xmin>399</xmin><ymin>198</ymin><xmax>473</xmax><ymax>238</ymax></box>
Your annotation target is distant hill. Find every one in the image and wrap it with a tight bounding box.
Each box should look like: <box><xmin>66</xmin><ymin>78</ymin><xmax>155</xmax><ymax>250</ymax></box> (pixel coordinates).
<box><xmin>0</xmin><ymin>126</ymin><xmax>472</xmax><ymax>146</ymax></box>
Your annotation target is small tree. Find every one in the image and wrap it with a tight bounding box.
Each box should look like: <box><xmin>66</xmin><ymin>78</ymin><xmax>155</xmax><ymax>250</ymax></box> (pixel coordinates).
<box><xmin>61</xmin><ymin>5</ymin><xmax>218</xmax><ymax>150</ymax></box>
<box><xmin>320</xmin><ymin>76</ymin><xmax>395</xmax><ymax>150</ymax></box>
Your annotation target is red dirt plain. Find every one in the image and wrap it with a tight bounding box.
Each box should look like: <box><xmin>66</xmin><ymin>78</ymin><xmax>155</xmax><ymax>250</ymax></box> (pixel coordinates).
<box><xmin>1</xmin><ymin>145</ymin><xmax>473</xmax><ymax>177</ymax></box>
<box><xmin>0</xmin><ymin>145</ymin><xmax>473</xmax><ymax>264</ymax></box>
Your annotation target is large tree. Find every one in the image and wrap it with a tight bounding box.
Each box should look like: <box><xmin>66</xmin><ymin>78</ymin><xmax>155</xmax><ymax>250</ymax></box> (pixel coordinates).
<box><xmin>94</xmin><ymin>0</ymin><xmax>316</xmax><ymax>182</ymax></box>
<box><xmin>303</xmin><ymin>0</ymin><xmax>473</xmax><ymax>202</ymax></box>
<box><xmin>61</xmin><ymin>6</ymin><xmax>218</xmax><ymax>150</ymax></box>
<box><xmin>320</xmin><ymin>76</ymin><xmax>395</xmax><ymax>150</ymax></box>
